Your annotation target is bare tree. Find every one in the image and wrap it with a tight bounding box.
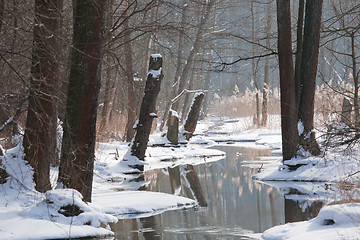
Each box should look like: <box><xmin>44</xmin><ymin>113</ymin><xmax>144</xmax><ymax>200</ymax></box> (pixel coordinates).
<box><xmin>298</xmin><ymin>0</ymin><xmax>323</xmax><ymax>155</ymax></box>
<box><xmin>276</xmin><ymin>0</ymin><xmax>299</xmax><ymax>161</ymax></box>
<box><xmin>58</xmin><ymin>0</ymin><xmax>106</xmax><ymax>202</ymax></box>
<box><xmin>23</xmin><ymin>0</ymin><xmax>63</xmax><ymax>192</ymax></box>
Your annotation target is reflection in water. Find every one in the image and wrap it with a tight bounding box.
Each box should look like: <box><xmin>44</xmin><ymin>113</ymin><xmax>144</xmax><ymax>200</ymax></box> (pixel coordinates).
<box><xmin>108</xmin><ymin>145</ymin><xmax>326</xmax><ymax>239</ymax></box>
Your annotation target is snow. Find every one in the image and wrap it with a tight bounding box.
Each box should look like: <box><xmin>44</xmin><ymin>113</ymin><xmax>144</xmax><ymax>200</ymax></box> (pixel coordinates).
<box><xmin>262</xmin><ymin>204</ymin><xmax>360</xmax><ymax>240</ymax></box>
<box><xmin>1</xmin><ymin>115</ymin><xmax>360</xmax><ymax>239</ymax></box>
<box><xmin>147</xmin><ymin>67</ymin><xmax>162</xmax><ymax>79</ymax></box>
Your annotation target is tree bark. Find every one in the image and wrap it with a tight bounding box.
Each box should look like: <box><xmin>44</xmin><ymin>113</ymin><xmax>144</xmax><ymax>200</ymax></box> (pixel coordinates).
<box><xmin>276</xmin><ymin>0</ymin><xmax>299</xmax><ymax>161</ymax></box>
<box><xmin>261</xmin><ymin>1</ymin><xmax>272</xmax><ymax>127</ymax></box>
<box><xmin>351</xmin><ymin>33</ymin><xmax>359</xmax><ymax>131</ymax></box>
<box><xmin>167</xmin><ymin>110</ymin><xmax>179</xmax><ymax>145</ymax></box>
<box><xmin>298</xmin><ymin>0</ymin><xmax>323</xmax><ymax>155</ymax></box>
<box><xmin>183</xmin><ymin>93</ymin><xmax>204</xmax><ymax>141</ymax></box>
<box><xmin>0</xmin><ymin>0</ymin><xmax>4</xmax><ymax>31</ymax></box>
<box><xmin>294</xmin><ymin>0</ymin><xmax>305</xmax><ymax>108</ymax></box>
<box><xmin>251</xmin><ymin>1</ymin><xmax>260</xmax><ymax>126</ymax></box>
<box><xmin>23</xmin><ymin>0</ymin><xmax>63</xmax><ymax>192</ymax></box>
<box><xmin>123</xmin><ymin>1</ymin><xmax>137</xmax><ymax>142</ymax></box>
<box><xmin>58</xmin><ymin>0</ymin><xmax>106</xmax><ymax>202</ymax></box>
<box><xmin>125</xmin><ymin>54</ymin><xmax>163</xmax><ymax>171</ymax></box>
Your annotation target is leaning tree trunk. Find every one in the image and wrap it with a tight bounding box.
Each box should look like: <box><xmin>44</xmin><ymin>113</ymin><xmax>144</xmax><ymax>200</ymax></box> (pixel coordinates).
<box><xmin>172</xmin><ymin>0</ymin><xmax>214</xmax><ymax>113</ymax></box>
<box><xmin>58</xmin><ymin>0</ymin><xmax>106</xmax><ymax>202</ymax></box>
<box><xmin>276</xmin><ymin>0</ymin><xmax>299</xmax><ymax>161</ymax></box>
<box><xmin>298</xmin><ymin>0</ymin><xmax>323</xmax><ymax>156</ymax></box>
<box><xmin>23</xmin><ymin>0</ymin><xmax>63</xmax><ymax>192</ymax></box>
<box><xmin>124</xmin><ymin>54</ymin><xmax>163</xmax><ymax>171</ymax></box>
<box><xmin>123</xmin><ymin>1</ymin><xmax>137</xmax><ymax>142</ymax></box>
<box><xmin>183</xmin><ymin>93</ymin><xmax>205</xmax><ymax>141</ymax></box>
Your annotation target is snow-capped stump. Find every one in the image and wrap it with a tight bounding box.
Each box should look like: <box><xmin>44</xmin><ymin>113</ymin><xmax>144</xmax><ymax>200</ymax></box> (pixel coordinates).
<box><xmin>124</xmin><ymin>54</ymin><xmax>164</xmax><ymax>171</ymax></box>
<box><xmin>167</xmin><ymin>110</ymin><xmax>179</xmax><ymax>145</ymax></box>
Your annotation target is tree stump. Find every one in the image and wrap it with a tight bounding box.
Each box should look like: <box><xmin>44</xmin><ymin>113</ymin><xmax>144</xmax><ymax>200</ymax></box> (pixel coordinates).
<box><xmin>125</xmin><ymin>54</ymin><xmax>163</xmax><ymax>171</ymax></box>
<box><xmin>183</xmin><ymin>93</ymin><xmax>204</xmax><ymax>141</ymax></box>
<box><xmin>167</xmin><ymin>110</ymin><xmax>179</xmax><ymax>145</ymax></box>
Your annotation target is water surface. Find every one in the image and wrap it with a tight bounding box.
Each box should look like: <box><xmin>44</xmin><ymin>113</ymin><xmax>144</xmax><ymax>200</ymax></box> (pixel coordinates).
<box><xmin>108</xmin><ymin>145</ymin><xmax>323</xmax><ymax>239</ymax></box>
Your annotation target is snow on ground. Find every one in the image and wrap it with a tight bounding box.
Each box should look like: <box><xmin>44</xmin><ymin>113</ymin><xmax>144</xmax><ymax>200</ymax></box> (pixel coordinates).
<box><xmin>1</xmin><ymin>115</ymin><xmax>360</xmax><ymax>239</ymax></box>
<box><xmin>0</xmin><ymin>123</ymin><xmax>224</xmax><ymax>240</ymax></box>
<box><xmin>200</xmin><ymin>116</ymin><xmax>360</xmax><ymax>240</ymax></box>
<box><xmin>262</xmin><ymin>203</ymin><xmax>360</xmax><ymax>240</ymax></box>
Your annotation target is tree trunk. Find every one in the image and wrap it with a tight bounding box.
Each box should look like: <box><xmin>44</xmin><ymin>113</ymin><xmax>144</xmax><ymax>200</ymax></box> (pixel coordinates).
<box><xmin>251</xmin><ymin>1</ymin><xmax>260</xmax><ymax>126</ymax></box>
<box><xmin>58</xmin><ymin>0</ymin><xmax>106</xmax><ymax>202</ymax></box>
<box><xmin>276</xmin><ymin>0</ymin><xmax>299</xmax><ymax>161</ymax></box>
<box><xmin>261</xmin><ymin>1</ymin><xmax>272</xmax><ymax>127</ymax></box>
<box><xmin>98</xmin><ymin>60</ymin><xmax>115</xmax><ymax>140</ymax></box>
<box><xmin>180</xmin><ymin>65</ymin><xmax>197</xmax><ymax>123</ymax></box>
<box><xmin>183</xmin><ymin>93</ymin><xmax>204</xmax><ymax>141</ymax></box>
<box><xmin>0</xmin><ymin>0</ymin><xmax>4</xmax><ymax>31</ymax></box>
<box><xmin>159</xmin><ymin>1</ymin><xmax>188</xmax><ymax>132</ymax></box>
<box><xmin>23</xmin><ymin>0</ymin><xmax>63</xmax><ymax>192</ymax></box>
<box><xmin>123</xmin><ymin>12</ymin><xmax>137</xmax><ymax>142</ymax></box>
<box><xmin>124</xmin><ymin>54</ymin><xmax>163</xmax><ymax>171</ymax></box>
<box><xmin>167</xmin><ymin>110</ymin><xmax>179</xmax><ymax>145</ymax></box>
<box><xmin>172</xmin><ymin>0</ymin><xmax>214</xmax><ymax>113</ymax></box>
<box><xmin>351</xmin><ymin>33</ymin><xmax>359</xmax><ymax>131</ymax></box>
<box><xmin>298</xmin><ymin>0</ymin><xmax>323</xmax><ymax>156</ymax></box>
<box><xmin>294</xmin><ymin>0</ymin><xmax>305</xmax><ymax>108</ymax></box>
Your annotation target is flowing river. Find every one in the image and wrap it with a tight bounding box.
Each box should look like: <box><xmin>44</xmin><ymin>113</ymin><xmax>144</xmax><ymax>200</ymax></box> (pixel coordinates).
<box><xmin>107</xmin><ymin>145</ymin><xmax>324</xmax><ymax>239</ymax></box>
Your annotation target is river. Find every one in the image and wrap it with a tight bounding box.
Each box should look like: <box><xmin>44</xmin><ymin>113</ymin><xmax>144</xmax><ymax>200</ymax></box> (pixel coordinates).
<box><xmin>107</xmin><ymin>144</ymin><xmax>323</xmax><ymax>239</ymax></box>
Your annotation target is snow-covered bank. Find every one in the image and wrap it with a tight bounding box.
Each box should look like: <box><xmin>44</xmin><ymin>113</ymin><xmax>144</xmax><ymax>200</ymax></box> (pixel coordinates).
<box><xmin>0</xmin><ymin>126</ymin><xmax>225</xmax><ymax>239</ymax></box>
<box><xmin>262</xmin><ymin>203</ymin><xmax>360</xmax><ymax>240</ymax></box>
<box><xmin>202</xmin><ymin>116</ymin><xmax>360</xmax><ymax>240</ymax></box>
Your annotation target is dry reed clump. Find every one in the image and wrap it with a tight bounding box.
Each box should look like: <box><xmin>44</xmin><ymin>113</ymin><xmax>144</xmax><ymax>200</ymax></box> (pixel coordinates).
<box><xmin>209</xmin><ymin>83</ymin><xmax>353</xmax><ymax>126</ymax></box>
<box><xmin>314</xmin><ymin>82</ymin><xmax>353</xmax><ymax>125</ymax></box>
<box><xmin>208</xmin><ymin>87</ymin><xmax>280</xmax><ymax>118</ymax></box>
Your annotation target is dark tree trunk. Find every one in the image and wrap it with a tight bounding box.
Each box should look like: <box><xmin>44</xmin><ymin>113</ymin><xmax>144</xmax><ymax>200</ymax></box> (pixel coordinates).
<box><xmin>298</xmin><ymin>0</ymin><xmax>323</xmax><ymax>155</ymax></box>
<box><xmin>167</xmin><ymin>110</ymin><xmax>179</xmax><ymax>145</ymax></box>
<box><xmin>58</xmin><ymin>0</ymin><xmax>106</xmax><ymax>202</ymax></box>
<box><xmin>294</xmin><ymin>0</ymin><xmax>305</xmax><ymax>108</ymax></box>
<box><xmin>276</xmin><ymin>0</ymin><xmax>299</xmax><ymax>161</ymax></box>
<box><xmin>125</xmin><ymin>54</ymin><xmax>163</xmax><ymax>171</ymax></box>
<box><xmin>183</xmin><ymin>93</ymin><xmax>204</xmax><ymax>141</ymax></box>
<box><xmin>23</xmin><ymin>0</ymin><xmax>63</xmax><ymax>192</ymax></box>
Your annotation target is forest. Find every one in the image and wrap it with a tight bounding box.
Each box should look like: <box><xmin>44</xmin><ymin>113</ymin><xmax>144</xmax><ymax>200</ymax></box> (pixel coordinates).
<box><xmin>0</xmin><ymin>0</ymin><xmax>360</xmax><ymax>239</ymax></box>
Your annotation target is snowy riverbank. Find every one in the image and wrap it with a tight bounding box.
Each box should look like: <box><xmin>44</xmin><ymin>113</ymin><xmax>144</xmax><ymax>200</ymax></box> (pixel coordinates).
<box><xmin>1</xmin><ymin>115</ymin><xmax>360</xmax><ymax>239</ymax></box>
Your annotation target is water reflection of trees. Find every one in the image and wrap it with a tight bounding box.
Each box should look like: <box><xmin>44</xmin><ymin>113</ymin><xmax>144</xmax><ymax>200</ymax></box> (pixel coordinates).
<box><xmin>111</xmin><ymin>145</ymin><xmax>330</xmax><ymax>238</ymax></box>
